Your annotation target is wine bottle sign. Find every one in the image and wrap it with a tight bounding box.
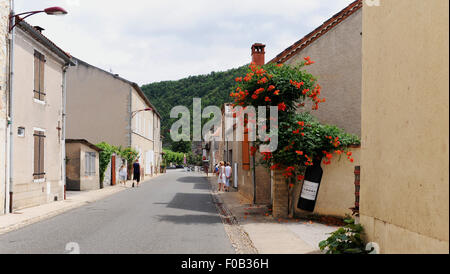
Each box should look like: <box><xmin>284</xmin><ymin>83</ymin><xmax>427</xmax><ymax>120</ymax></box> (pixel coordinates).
<box><xmin>300</xmin><ymin>180</ymin><xmax>319</xmax><ymax>201</ymax></box>
<box><xmin>297</xmin><ymin>158</ymin><xmax>323</xmax><ymax>212</ymax></box>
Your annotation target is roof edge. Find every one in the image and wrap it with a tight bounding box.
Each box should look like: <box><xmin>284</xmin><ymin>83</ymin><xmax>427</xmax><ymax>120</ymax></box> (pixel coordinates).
<box><xmin>269</xmin><ymin>0</ymin><xmax>362</xmax><ymax>64</ymax></box>
<box><xmin>66</xmin><ymin>139</ymin><xmax>102</xmax><ymax>152</ymax></box>
<box><xmin>17</xmin><ymin>20</ymin><xmax>75</xmax><ymax>66</ymax></box>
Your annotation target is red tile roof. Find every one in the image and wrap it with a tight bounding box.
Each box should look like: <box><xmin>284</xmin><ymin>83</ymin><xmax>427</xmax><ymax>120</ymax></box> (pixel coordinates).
<box><xmin>269</xmin><ymin>0</ymin><xmax>362</xmax><ymax>64</ymax></box>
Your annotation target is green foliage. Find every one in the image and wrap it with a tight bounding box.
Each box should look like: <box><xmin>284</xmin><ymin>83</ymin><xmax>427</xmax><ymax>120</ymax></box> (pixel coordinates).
<box><xmin>96</xmin><ymin>143</ymin><xmax>139</xmax><ymax>183</ymax></box>
<box><xmin>171</xmin><ymin>135</ymin><xmax>192</xmax><ymax>153</ymax></box>
<box><xmin>319</xmin><ymin>218</ymin><xmax>368</xmax><ymax>254</ymax></box>
<box><xmin>96</xmin><ymin>142</ymin><xmax>118</xmax><ymax>184</ymax></box>
<box><xmin>142</xmin><ymin>66</ymin><xmax>248</xmax><ymax>148</ymax></box>
<box><xmin>232</xmin><ymin>62</ymin><xmax>360</xmax><ymax>177</ymax></box>
<box><xmin>187</xmin><ymin>153</ymin><xmax>203</xmax><ymax>166</ymax></box>
<box><xmin>163</xmin><ymin>149</ymin><xmax>185</xmax><ymax>165</ymax></box>
<box><xmin>262</xmin><ymin>112</ymin><xmax>360</xmax><ymax>172</ymax></box>
<box><xmin>116</xmin><ymin>146</ymin><xmax>139</xmax><ymax>169</ymax></box>
<box><xmin>232</xmin><ymin>62</ymin><xmax>322</xmax><ymax>114</ymax></box>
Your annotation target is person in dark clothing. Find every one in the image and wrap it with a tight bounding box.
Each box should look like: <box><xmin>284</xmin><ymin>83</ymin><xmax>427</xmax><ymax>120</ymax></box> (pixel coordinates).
<box><xmin>133</xmin><ymin>159</ymin><xmax>141</xmax><ymax>187</ymax></box>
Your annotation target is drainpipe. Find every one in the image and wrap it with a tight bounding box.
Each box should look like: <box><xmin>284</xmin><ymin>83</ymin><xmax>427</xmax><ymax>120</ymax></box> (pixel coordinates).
<box><xmin>252</xmin><ymin>142</ymin><xmax>256</xmax><ymax>205</ymax></box>
<box><xmin>7</xmin><ymin>5</ymin><xmax>15</xmax><ymax>213</ymax></box>
<box><xmin>62</xmin><ymin>64</ymin><xmax>69</xmax><ymax>200</ymax></box>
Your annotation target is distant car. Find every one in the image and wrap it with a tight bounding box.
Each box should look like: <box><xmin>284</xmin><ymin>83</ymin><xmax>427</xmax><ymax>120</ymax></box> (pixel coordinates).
<box><xmin>176</xmin><ymin>165</ymin><xmax>184</xmax><ymax>169</ymax></box>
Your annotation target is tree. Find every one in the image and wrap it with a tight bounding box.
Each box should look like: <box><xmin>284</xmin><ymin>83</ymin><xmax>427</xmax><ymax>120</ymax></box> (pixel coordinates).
<box><xmin>171</xmin><ymin>135</ymin><xmax>192</xmax><ymax>153</ymax></box>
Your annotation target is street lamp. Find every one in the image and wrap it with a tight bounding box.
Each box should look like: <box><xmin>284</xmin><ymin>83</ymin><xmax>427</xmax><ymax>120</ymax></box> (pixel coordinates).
<box><xmin>132</xmin><ymin>108</ymin><xmax>153</xmax><ymax>118</ymax></box>
<box><xmin>9</xmin><ymin>7</ymin><xmax>68</xmax><ymax>32</ymax></box>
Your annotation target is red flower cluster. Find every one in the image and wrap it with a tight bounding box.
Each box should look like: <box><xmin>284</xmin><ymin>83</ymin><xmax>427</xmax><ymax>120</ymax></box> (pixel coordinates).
<box><xmin>304</xmin><ymin>56</ymin><xmax>315</xmax><ymax>66</ymax></box>
<box><xmin>308</xmin><ymin>84</ymin><xmax>325</xmax><ymax>110</ymax></box>
<box><xmin>261</xmin><ymin>152</ymin><xmax>273</xmax><ymax>161</ymax></box>
<box><xmin>290</xmin><ymin>80</ymin><xmax>305</xmax><ymax>90</ymax></box>
<box><xmin>283</xmin><ymin>166</ymin><xmax>296</xmax><ymax>178</ymax></box>
<box><xmin>278</xmin><ymin>102</ymin><xmax>287</xmax><ymax>111</ymax></box>
<box><xmin>326</xmin><ymin>136</ymin><xmax>341</xmax><ymax>148</ymax></box>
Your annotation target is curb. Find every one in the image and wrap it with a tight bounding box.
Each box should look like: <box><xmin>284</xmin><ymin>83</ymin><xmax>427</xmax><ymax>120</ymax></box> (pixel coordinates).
<box><xmin>0</xmin><ymin>187</ymin><xmax>125</xmax><ymax>236</ymax></box>
<box><xmin>0</xmin><ymin>174</ymin><xmax>166</xmax><ymax>236</ymax></box>
<box><xmin>206</xmin><ymin>176</ymin><xmax>258</xmax><ymax>254</ymax></box>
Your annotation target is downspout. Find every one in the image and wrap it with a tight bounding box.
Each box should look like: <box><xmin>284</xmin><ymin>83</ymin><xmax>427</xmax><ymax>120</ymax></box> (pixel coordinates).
<box><xmin>7</xmin><ymin>4</ymin><xmax>15</xmax><ymax>213</ymax></box>
<box><xmin>252</xmin><ymin>142</ymin><xmax>256</xmax><ymax>205</ymax></box>
<box><xmin>62</xmin><ymin>64</ymin><xmax>69</xmax><ymax>200</ymax></box>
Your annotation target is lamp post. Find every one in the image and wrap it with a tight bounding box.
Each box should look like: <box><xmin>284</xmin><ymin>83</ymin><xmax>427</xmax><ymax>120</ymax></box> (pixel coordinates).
<box><xmin>131</xmin><ymin>108</ymin><xmax>153</xmax><ymax>118</ymax></box>
<box><xmin>9</xmin><ymin>7</ymin><xmax>68</xmax><ymax>32</ymax></box>
<box><xmin>6</xmin><ymin>6</ymin><xmax>68</xmax><ymax>214</ymax></box>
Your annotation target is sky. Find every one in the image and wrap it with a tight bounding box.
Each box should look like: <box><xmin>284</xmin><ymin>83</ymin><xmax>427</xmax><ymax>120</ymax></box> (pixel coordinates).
<box><xmin>13</xmin><ymin>0</ymin><xmax>355</xmax><ymax>85</ymax></box>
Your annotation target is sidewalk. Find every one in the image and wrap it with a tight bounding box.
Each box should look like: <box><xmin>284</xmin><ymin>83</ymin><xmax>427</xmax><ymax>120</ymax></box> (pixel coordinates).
<box><xmin>0</xmin><ymin>174</ymin><xmax>164</xmax><ymax>236</ymax></box>
<box><xmin>206</xmin><ymin>175</ymin><xmax>339</xmax><ymax>254</ymax></box>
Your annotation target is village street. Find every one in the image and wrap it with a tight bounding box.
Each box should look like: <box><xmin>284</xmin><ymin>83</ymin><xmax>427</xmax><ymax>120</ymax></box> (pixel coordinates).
<box><xmin>0</xmin><ymin>170</ymin><xmax>235</xmax><ymax>254</ymax></box>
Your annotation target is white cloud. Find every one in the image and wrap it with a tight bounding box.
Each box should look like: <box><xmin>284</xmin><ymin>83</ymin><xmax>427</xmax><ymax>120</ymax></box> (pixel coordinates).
<box><xmin>13</xmin><ymin>0</ymin><xmax>355</xmax><ymax>84</ymax></box>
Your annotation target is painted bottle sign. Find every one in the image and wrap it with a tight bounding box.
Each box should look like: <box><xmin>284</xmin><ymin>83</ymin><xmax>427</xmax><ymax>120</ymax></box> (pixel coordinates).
<box><xmin>297</xmin><ymin>159</ymin><xmax>323</xmax><ymax>212</ymax></box>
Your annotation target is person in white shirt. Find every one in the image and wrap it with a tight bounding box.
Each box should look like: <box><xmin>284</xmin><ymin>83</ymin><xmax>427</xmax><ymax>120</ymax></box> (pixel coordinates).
<box><xmin>119</xmin><ymin>164</ymin><xmax>128</xmax><ymax>187</ymax></box>
<box><xmin>217</xmin><ymin>161</ymin><xmax>226</xmax><ymax>192</ymax></box>
<box><xmin>224</xmin><ymin>162</ymin><xmax>232</xmax><ymax>192</ymax></box>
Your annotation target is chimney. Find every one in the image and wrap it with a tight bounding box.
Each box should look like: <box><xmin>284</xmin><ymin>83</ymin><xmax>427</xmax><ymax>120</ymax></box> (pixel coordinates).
<box><xmin>251</xmin><ymin>43</ymin><xmax>266</xmax><ymax>66</ymax></box>
<box><xmin>34</xmin><ymin>26</ymin><xmax>45</xmax><ymax>33</ymax></box>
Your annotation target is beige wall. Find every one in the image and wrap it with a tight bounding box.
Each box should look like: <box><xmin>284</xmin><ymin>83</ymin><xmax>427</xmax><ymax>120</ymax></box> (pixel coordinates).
<box><xmin>284</xmin><ymin>9</ymin><xmax>362</xmax><ymax>136</ymax></box>
<box><xmin>12</xmin><ymin>28</ymin><xmax>65</xmax><ymax>210</ymax></box>
<box><xmin>361</xmin><ymin>0</ymin><xmax>449</xmax><ymax>254</ymax></box>
<box><xmin>295</xmin><ymin>147</ymin><xmax>360</xmax><ymax>217</ymax></box>
<box><xmin>131</xmin><ymin>89</ymin><xmax>161</xmax><ymax>177</ymax></box>
<box><xmin>0</xmin><ymin>0</ymin><xmax>9</xmax><ymax>214</ymax></box>
<box><xmin>66</xmin><ymin>61</ymin><xmax>130</xmax><ymax>147</ymax></box>
<box><xmin>67</xmin><ymin>61</ymin><xmax>162</xmax><ymax>178</ymax></box>
<box><xmin>66</xmin><ymin>142</ymin><xmax>100</xmax><ymax>191</ymax></box>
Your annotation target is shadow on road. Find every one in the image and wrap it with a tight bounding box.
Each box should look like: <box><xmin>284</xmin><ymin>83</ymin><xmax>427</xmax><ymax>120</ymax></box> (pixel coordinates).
<box><xmin>154</xmin><ymin>193</ymin><xmax>216</xmax><ymax>214</ymax></box>
<box><xmin>156</xmin><ymin>214</ymin><xmax>222</xmax><ymax>225</ymax></box>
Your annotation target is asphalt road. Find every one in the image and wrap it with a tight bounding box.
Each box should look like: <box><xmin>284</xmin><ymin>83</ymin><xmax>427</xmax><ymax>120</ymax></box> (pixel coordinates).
<box><xmin>0</xmin><ymin>170</ymin><xmax>234</xmax><ymax>254</ymax></box>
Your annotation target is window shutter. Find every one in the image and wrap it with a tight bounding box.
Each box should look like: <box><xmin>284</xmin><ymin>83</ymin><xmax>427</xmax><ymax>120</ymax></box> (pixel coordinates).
<box><xmin>39</xmin><ymin>133</ymin><xmax>45</xmax><ymax>179</ymax></box>
<box><xmin>91</xmin><ymin>153</ymin><xmax>96</xmax><ymax>175</ymax></box>
<box><xmin>34</xmin><ymin>131</ymin><xmax>45</xmax><ymax>179</ymax></box>
<box><xmin>242</xmin><ymin>129</ymin><xmax>250</xmax><ymax>170</ymax></box>
<box><xmin>34</xmin><ymin>53</ymin><xmax>40</xmax><ymax>99</ymax></box>
<box><xmin>39</xmin><ymin>55</ymin><xmax>45</xmax><ymax>101</ymax></box>
<box><xmin>85</xmin><ymin>152</ymin><xmax>89</xmax><ymax>175</ymax></box>
<box><xmin>33</xmin><ymin>132</ymin><xmax>39</xmax><ymax>178</ymax></box>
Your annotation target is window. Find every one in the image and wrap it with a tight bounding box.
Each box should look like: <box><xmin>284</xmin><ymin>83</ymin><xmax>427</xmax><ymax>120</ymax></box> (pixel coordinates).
<box><xmin>149</xmin><ymin>115</ymin><xmax>154</xmax><ymax>140</ymax></box>
<box><xmin>85</xmin><ymin>152</ymin><xmax>96</xmax><ymax>176</ymax></box>
<box><xmin>34</xmin><ymin>50</ymin><xmax>46</xmax><ymax>101</ymax></box>
<box><xmin>18</xmin><ymin>127</ymin><xmax>25</xmax><ymax>137</ymax></box>
<box><xmin>33</xmin><ymin>130</ymin><xmax>45</xmax><ymax>180</ymax></box>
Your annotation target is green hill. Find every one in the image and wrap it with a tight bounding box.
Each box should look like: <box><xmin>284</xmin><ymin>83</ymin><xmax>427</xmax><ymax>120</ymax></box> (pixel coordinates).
<box><xmin>141</xmin><ymin>65</ymin><xmax>248</xmax><ymax>148</ymax></box>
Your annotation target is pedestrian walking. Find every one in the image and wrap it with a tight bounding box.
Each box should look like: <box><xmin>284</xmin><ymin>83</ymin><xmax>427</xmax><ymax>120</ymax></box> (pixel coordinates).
<box><xmin>133</xmin><ymin>159</ymin><xmax>141</xmax><ymax>188</ymax></box>
<box><xmin>225</xmin><ymin>162</ymin><xmax>232</xmax><ymax>192</ymax></box>
<box><xmin>119</xmin><ymin>163</ymin><xmax>128</xmax><ymax>187</ymax></box>
<box><xmin>218</xmin><ymin>161</ymin><xmax>226</xmax><ymax>192</ymax></box>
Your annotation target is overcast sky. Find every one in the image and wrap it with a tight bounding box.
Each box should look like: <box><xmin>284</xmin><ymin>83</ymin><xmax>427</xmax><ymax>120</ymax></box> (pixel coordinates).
<box><xmin>14</xmin><ymin>0</ymin><xmax>354</xmax><ymax>85</ymax></box>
